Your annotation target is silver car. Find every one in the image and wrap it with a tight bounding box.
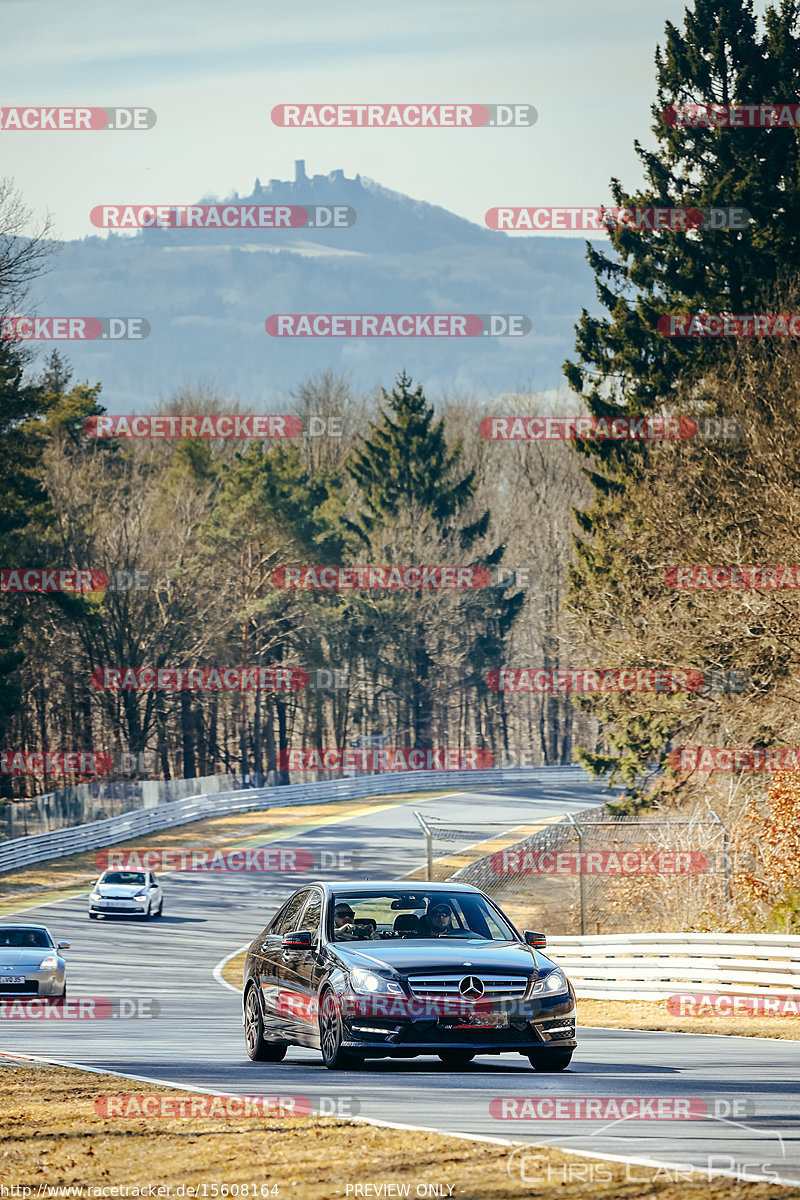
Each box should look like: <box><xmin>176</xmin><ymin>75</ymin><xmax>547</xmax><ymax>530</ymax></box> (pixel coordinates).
<box><xmin>0</xmin><ymin>924</ymin><xmax>69</xmax><ymax>999</ymax></box>
<box><xmin>88</xmin><ymin>869</ymin><xmax>164</xmax><ymax>920</ymax></box>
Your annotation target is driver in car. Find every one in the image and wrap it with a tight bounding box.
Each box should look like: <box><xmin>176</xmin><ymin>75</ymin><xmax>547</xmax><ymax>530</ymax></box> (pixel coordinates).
<box><xmin>421</xmin><ymin>902</ymin><xmax>455</xmax><ymax>936</ymax></box>
<box><xmin>332</xmin><ymin>902</ymin><xmax>374</xmax><ymax>940</ymax></box>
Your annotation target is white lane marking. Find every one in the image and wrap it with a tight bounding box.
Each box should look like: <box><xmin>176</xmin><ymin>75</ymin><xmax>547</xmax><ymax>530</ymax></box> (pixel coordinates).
<box><xmin>0</xmin><ymin>1050</ymin><xmax>794</xmax><ymax>1184</ymax></box>
<box><xmin>213</xmin><ymin>944</ymin><xmax>249</xmax><ymax>994</ymax></box>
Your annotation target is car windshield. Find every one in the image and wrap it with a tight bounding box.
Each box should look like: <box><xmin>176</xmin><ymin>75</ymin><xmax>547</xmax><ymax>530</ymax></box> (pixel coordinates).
<box><xmin>0</xmin><ymin>927</ymin><xmax>53</xmax><ymax>948</ymax></box>
<box><xmin>100</xmin><ymin>872</ymin><xmax>146</xmax><ymax>886</ymax></box>
<box><xmin>330</xmin><ymin>891</ymin><xmax>517</xmax><ymax>942</ymax></box>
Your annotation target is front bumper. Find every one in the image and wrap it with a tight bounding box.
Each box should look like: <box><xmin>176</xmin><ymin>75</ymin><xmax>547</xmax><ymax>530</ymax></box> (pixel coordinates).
<box><xmin>89</xmin><ymin>898</ymin><xmax>148</xmax><ymax>915</ymax></box>
<box><xmin>0</xmin><ymin>967</ymin><xmax>66</xmax><ymax>998</ymax></box>
<box><xmin>339</xmin><ymin>992</ymin><xmax>577</xmax><ymax>1055</ymax></box>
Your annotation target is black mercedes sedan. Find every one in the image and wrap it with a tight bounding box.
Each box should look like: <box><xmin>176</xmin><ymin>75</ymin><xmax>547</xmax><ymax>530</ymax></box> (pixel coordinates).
<box><xmin>241</xmin><ymin>881</ymin><xmax>576</xmax><ymax>1070</ymax></box>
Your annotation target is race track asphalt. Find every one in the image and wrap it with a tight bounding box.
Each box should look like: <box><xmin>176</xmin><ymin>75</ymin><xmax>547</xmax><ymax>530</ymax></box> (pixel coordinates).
<box><xmin>2</xmin><ymin>773</ymin><xmax>799</xmax><ymax>1187</ymax></box>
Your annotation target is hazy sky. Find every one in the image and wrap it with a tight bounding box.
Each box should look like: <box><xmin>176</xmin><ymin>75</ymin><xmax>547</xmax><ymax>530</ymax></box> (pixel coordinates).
<box><xmin>1</xmin><ymin>0</ymin><xmax>775</xmax><ymax>241</ymax></box>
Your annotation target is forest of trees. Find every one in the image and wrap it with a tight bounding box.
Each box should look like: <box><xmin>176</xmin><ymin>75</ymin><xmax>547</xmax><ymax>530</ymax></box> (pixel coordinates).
<box><xmin>0</xmin><ymin>299</ymin><xmax>598</xmax><ymax>796</ymax></box>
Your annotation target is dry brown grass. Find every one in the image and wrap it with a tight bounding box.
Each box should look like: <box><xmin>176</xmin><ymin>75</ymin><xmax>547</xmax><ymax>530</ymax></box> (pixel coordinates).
<box><xmin>578</xmin><ymin>998</ymin><xmax>800</xmax><ymax>1040</ymax></box>
<box><xmin>2</xmin><ymin>1061</ymin><xmax>797</xmax><ymax>1200</ymax></box>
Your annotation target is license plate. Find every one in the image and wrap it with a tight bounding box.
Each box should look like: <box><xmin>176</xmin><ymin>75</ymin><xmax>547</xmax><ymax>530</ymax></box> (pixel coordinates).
<box><xmin>0</xmin><ymin>976</ymin><xmax>26</xmax><ymax>984</ymax></box>
<box><xmin>441</xmin><ymin>1012</ymin><xmax>509</xmax><ymax>1029</ymax></box>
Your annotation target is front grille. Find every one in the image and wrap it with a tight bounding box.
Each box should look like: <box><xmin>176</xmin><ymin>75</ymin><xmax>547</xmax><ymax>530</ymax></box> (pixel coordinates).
<box><xmin>0</xmin><ymin>981</ymin><xmax>39</xmax><ymax>995</ymax></box>
<box><xmin>406</xmin><ymin>974</ymin><xmax>530</xmax><ymax>999</ymax></box>
<box><xmin>98</xmin><ymin>904</ymin><xmax>143</xmax><ymax>913</ymax></box>
<box><xmin>398</xmin><ymin>1025</ymin><xmax>533</xmax><ymax>1047</ymax></box>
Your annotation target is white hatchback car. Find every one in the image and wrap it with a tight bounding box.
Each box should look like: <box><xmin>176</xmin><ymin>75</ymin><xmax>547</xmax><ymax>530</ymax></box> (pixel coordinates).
<box><xmin>89</xmin><ymin>870</ymin><xmax>163</xmax><ymax>920</ymax></box>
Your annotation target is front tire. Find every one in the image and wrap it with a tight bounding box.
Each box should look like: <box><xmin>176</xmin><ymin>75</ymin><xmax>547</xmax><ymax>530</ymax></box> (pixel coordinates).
<box><xmin>89</xmin><ymin>912</ymin><xmax>98</xmax><ymax>920</ymax></box>
<box><xmin>319</xmin><ymin>989</ymin><xmax>360</xmax><ymax>1070</ymax></box>
<box><xmin>244</xmin><ymin>986</ymin><xmax>288</xmax><ymax>1062</ymax></box>
<box><xmin>437</xmin><ymin>1051</ymin><xmax>475</xmax><ymax>1067</ymax></box>
<box><xmin>527</xmin><ymin>1049</ymin><xmax>573</xmax><ymax>1072</ymax></box>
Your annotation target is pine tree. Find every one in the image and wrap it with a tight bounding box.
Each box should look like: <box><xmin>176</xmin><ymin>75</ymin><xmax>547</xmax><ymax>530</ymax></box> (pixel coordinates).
<box><xmin>348</xmin><ymin>371</ymin><xmax>480</xmax><ymax>541</ymax></box>
<box><xmin>564</xmin><ymin>0</ymin><xmax>800</xmax><ymax>786</ymax></box>
<box><xmin>346</xmin><ymin>372</ymin><xmax>522</xmax><ymax>751</ymax></box>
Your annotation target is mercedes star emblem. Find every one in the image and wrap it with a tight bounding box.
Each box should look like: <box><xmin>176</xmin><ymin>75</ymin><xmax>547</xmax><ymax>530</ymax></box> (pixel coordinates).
<box><xmin>458</xmin><ymin>975</ymin><xmax>485</xmax><ymax>998</ymax></box>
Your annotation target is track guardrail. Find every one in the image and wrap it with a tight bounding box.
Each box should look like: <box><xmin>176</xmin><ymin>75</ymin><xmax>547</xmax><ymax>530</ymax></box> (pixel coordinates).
<box><xmin>0</xmin><ymin>766</ymin><xmax>588</xmax><ymax>873</ymax></box>
<box><xmin>546</xmin><ymin>932</ymin><xmax>800</xmax><ymax>1000</ymax></box>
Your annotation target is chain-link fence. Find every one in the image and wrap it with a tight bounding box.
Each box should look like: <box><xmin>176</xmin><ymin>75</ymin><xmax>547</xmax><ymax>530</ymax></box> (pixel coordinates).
<box><xmin>414</xmin><ymin>807</ymin><xmax>730</xmax><ymax>935</ymax></box>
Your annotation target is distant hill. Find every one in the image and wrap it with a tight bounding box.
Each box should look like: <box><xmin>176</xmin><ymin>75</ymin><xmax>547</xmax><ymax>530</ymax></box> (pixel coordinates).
<box><xmin>28</xmin><ymin>163</ymin><xmax>600</xmax><ymax>409</ymax></box>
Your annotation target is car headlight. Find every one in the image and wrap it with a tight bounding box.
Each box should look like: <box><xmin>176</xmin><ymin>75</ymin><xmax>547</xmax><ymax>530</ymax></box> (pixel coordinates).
<box><xmin>90</xmin><ymin>892</ymin><xmax>101</xmax><ymax>901</ymax></box>
<box><xmin>529</xmin><ymin>968</ymin><xmax>569</xmax><ymax>996</ymax></box>
<box><xmin>132</xmin><ymin>891</ymin><xmax>147</xmax><ymax>900</ymax></box>
<box><xmin>349</xmin><ymin>968</ymin><xmax>404</xmax><ymax>995</ymax></box>
<box><xmin>38</xmin><ymin>956</ymin><xmax>58</xmax><ymax>971</ymax></box>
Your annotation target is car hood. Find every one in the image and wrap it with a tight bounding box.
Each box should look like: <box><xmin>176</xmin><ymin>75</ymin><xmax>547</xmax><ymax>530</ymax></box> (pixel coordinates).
<box><xmin>330</xmin><ymin>939</ymin><xmax>554</xmax><ymax>975</ymax></box>
<box><xmin>95</xmin><ymin>884</ymin><xmax>145</xmax><ymax>897</ymax></box>
<box><xmin>0</xmin><ymin>948</ymin><xmax>56</xmax><ymax>966</ymax></box>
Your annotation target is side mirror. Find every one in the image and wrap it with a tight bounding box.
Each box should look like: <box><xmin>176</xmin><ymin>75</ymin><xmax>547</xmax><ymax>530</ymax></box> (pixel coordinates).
<box><xmin>57</xmin><ymin>942</ymin><xmax>70</xmax><ymax>951</ymax></box>
<box><xmin>282</xmin><ymin>930</ymin><xmax>312</xmax><ymax>948</ymax></box>
<box><xmin>524</xmin><ymin>930</ymin><xmax>546</xmax><ymax>949</ymax></box>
